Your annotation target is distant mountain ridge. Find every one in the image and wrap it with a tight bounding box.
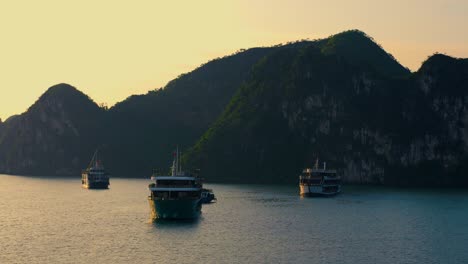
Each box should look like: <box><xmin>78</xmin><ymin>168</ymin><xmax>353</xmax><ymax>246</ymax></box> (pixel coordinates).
<box><xmin>2</xmin><ymin>30</ymin><xmax>467</xmax><ymax>186</ymax></box>
<box><xmin>0</xmin><ymin>45</ymin><xmax>277</xmax><ymax>176</ymax></box>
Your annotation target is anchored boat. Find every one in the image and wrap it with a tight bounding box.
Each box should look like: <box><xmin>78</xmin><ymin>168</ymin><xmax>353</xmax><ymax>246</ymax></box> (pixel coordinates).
<box><xmin>81</xmin><ymin>149</ymin><xmax>110</xmax><ymax>189</ymax></box>
<box><xmin>200</xmin><ymin>188</ymin><xmax>217</xmax><ymax>204</ymax></box>
<box><xmin>148</xmin><ymin>148</ymin><xmax>202</xmax><ymax>220</ymax></box>
<box><xmin>299</xmin><ymin>159</ymin><xmax>341</xmax><ymax>197</ymax></box>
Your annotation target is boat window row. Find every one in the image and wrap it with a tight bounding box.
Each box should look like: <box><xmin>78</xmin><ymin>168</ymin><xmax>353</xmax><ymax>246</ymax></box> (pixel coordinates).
<box><xmin>323</xmin><ymin>179</ymin><xmax>341</xmax><ymax>185</ymax></box>
<box><xmin>156</xmin><ymin>180</ymin><xmax>196</xmax><ymax>187</ymax></box>
<box><xmin>302</xmin><ymin>172</ymin><xmax>337</xmax><ymax>177</ymax></box>
<box><xmin>83</xmin><ymin>175</ymin><xmax>109</xmax><ymax>181</ymax></box>
<box><xmin>89</xmin><ymin>170</ymin><xmax>105</xmax><ymax>173</ymax></box>
<box><xmin>151</xmin><ymin>191</ymin><xmax>200</xmax><ymax>199</ymax></box>
<box><xmin>300</xmin><ymin>178</ymin><xmax>322</xmax><ymax>184</ymax></box>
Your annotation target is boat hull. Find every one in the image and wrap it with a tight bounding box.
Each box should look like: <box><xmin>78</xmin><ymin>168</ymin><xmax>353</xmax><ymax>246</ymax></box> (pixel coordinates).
<box><xmin>82</xmin><ymin>181</ymin><xmax>109</xmax><ymax>189</ymax></box>
<box><xmin>300</xmin><ymin>184</ymin><xmax>341</xmax><ymax>197</ymax></box>
<box><xmin>148</xmin><ymin>198</ymin><xmax>202</xmax><ymax>220</ymax></box>
<box><xmin>200</xmin><ymin>197</ymin><xmax>216</xmax><ymax>203</ymax></box>
<box><xmin>82</xmin><ymin>172</ymin><xmax>110</xmax><ymax>189</ymax></box>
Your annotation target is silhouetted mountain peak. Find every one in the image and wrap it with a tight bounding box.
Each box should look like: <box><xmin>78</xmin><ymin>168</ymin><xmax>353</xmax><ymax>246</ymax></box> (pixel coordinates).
<box><xmin>319</xmin><ymin>29</ymin><xmax>410</xmax><ymax>77</ymax></box>
<box><xmin>0</xmin><ymin>83</ymin><xmax>104</xmax><ymax>175</ymax></box>
<box><xmin>28</xmin><ymin>83</ymin><xmax>100</xmax><ymax>115</ymax></box>
<box><xmin>329</xmin><ymin>29</ymin><xmax>370</xmax><ymax>40</ymax></box>
<box><xmin>39</xmin><ymin>83</ymin><xmax>87</xmax><ymax>102</ymax></box>
<box><xmin>45</xmin><ymin>82</ymin><xmax>78</xmax><ymax>93</ymax></box>
<box><xmin>419</xmin><ymin>53</ymin><xmax>467</xmax><ymax>72</ymax></box>
<box><xmin>417</xmin><ymin>53</ymin><xmax>468</xmax><ymax>96</ymax></box>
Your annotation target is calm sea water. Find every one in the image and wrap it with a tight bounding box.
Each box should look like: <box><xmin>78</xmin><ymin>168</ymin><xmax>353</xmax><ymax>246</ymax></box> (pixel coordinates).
<box><xmin>1</xmin><ymin>175</ymin><xmax>468</xmax><ymax>264</ymax></box>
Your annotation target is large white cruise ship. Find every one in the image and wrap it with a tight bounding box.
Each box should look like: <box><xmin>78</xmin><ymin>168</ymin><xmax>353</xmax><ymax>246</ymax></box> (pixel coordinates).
<box><xmin>299</xmin><ymin>159</ymin><xmax>341</xmax><ymax>196</ymax></box>
<box><xmin>147</xmin><ymin>148</ymin><xmax>203</xmax><ymax>220</ymax></box>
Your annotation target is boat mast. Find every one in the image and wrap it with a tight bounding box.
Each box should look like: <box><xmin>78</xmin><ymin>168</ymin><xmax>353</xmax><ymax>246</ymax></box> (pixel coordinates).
<box><xmin>95</xmin><ymin>149</ymin><xmax>99</xmax><ymax>167</ymax></box>
<box><xmin>87</xmin><ymin>149</ymin><xmax>99</xmax><ymax>169</ymax></box>
<box><xmin>172</xmin><ymin>146</ymin><xmax>180</xmax><ymax>176</ymax></box>
<box><xmin>170</xmin><ymin>146</ymin><xmax>184</xmax><ymax>176</ymax></box>
<box><xmin>179</xmin><ymin>151</ymin><xmax>182</xmax><ymax>174</ymax></box>
<box><xmin>177</xmin><ymin>146</ymin><xmax>179</xmax><ymax>175</ymax></box>
<box><xmin>172</xmin><ymin>150</ymin><xmax>177</xmax><ymax>176</ymax></box>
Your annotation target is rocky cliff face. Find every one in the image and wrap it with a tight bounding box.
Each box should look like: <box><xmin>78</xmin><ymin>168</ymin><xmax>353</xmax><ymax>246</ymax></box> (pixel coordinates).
<box><xmin>184</xmin><ymin>46</ymin><xmax>468</xmax><ymax>186</ymax></box>
<box><xmin>0</xmin><ymin>84</ymin><xmax>104</xmax><ymax>175</ymax></box>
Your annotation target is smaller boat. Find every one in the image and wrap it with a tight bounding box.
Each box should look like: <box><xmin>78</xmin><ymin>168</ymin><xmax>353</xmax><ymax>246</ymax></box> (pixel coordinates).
<box><xmin>81</xmin><ymin>149</ymin><xmax>110</xmax><ymax>189</ymax></box>
<box><xmin>299</xmin><ymin>159</ymin><xmax>341</xmax><ymax>197</ymax></box>
<box><xmin>200</xmin><ymin>188</ymin><xmax>217</xmax><ymax>203</ymax></box>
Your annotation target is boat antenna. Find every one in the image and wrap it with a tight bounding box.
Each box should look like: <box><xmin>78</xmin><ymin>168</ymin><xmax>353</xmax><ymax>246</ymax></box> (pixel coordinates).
<box><xmin>176</xmin><ymin>146</ymin><xmax>179</xmax><ymax>175</ymax></box>
<box><xmin>171</xmin><ymin>148</ymin><xmax>177</xmax><ymax>176</ymax></box>
<box><xmin>96</xmin><ymin>149</ymin><xmax>99</xmax><ymax>167</ymax></box>
<box><xmin>87</xmin><ymin>149</ymin><xmax>99</xmax><ymax>169</ymax></box>
<box><xmin>179</xmin><ymin>151</ymin><xmax>182</xmax><ymax>173</ymax></box>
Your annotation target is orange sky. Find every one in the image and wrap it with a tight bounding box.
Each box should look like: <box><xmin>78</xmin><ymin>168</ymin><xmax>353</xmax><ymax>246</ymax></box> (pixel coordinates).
<box><xmin>0</xmin><ymin>0</ymin><xmax>467</xmax><ymax>120</ymax></box>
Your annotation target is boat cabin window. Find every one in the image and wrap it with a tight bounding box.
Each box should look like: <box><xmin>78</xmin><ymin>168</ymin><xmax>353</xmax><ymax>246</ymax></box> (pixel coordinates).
<box><xmin>312</xmin><ymin>172</ymin><xmax>336</xmax><ymax>177</ymax></box>
<box><xmin>152</xmin><ymin>191</ymin><xmax>169</xmax><ymax>199</ymax></box>
<box><xmin>156</xmin><ymin>180</ymin><xmax>194</xmax><ymax>186</ymax></box>
<box><xmin>152</xmin><ymin>191</ymin><xmax>199</xmax><ymax>199</ymax></box>
<box><xmin>325</xmin><ymin>179</ymin><xmax>341</xmax><ymax>184</ymax></box>
<box><xmin>300</xmin><ymin>178</ymin><xmax>322</xmax><ymax>184</ymax></box>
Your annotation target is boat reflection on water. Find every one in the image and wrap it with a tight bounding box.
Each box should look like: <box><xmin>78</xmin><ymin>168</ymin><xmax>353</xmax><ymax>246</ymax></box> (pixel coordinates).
<box><xmin>151</xmin><ymin>216</ymin><xmax>201</xmax><ymax>226</ymax></box>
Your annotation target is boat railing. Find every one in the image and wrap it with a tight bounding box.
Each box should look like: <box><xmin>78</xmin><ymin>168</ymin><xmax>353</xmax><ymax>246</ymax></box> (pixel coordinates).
<box><xmin>299</xmin><ymin>175</ymin><xmax>322</xmax><ymax>180</ymax></box>
<box><xmin>159</xmin><ymin>185</ymin><xmax>199</xmax><ymax>188</ymax></box>
<box><xmin>150</xmin><ymin>184</ymin><xmax>200</xmax><ymax>188</ymax></box>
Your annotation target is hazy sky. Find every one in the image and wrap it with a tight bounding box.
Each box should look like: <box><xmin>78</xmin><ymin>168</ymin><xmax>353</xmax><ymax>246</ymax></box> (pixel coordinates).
<box><xmin>0</xmin><ymin>0</ymin><xmax>467</xmax><ymax>120</ymax></box>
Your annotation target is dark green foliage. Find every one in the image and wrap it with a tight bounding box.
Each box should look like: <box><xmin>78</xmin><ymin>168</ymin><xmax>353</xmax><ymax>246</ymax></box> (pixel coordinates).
<box><xmin>101</xmin><ymin>47</ymin><xmax>275</xmax><ymax>176</ymax></box>
<box><xmin>184</xmin><ymin>42</ymin><xmax>468</xmax><ymax>186</ymax></box>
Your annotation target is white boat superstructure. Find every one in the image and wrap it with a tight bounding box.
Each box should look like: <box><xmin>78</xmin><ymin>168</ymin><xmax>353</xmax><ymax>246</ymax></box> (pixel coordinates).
<box><xmin>82</xmin><ymin>149</ymin><xmax>110</xmax><ymax>189</ymax></box>
<box><xmin>299</xmin><ymin>160</ymin><xmax>341</xmax><ymax>196</ymax></box>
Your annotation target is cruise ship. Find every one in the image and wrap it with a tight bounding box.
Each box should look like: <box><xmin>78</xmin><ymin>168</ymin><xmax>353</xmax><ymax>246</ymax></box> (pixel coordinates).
<box><xmin>148</xmin><ymin>148</ymin><xmax>203</xmax><ymax>220</ymax></box>
<box><xmin>299</xmin><ymin>159</ymin><xmax>341</xmax><ymax>196</ymax></box>
<box><xmin>81</xmin><ymin>150</ymin><xmax>110</xmax><ymax>189</ymax></box>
